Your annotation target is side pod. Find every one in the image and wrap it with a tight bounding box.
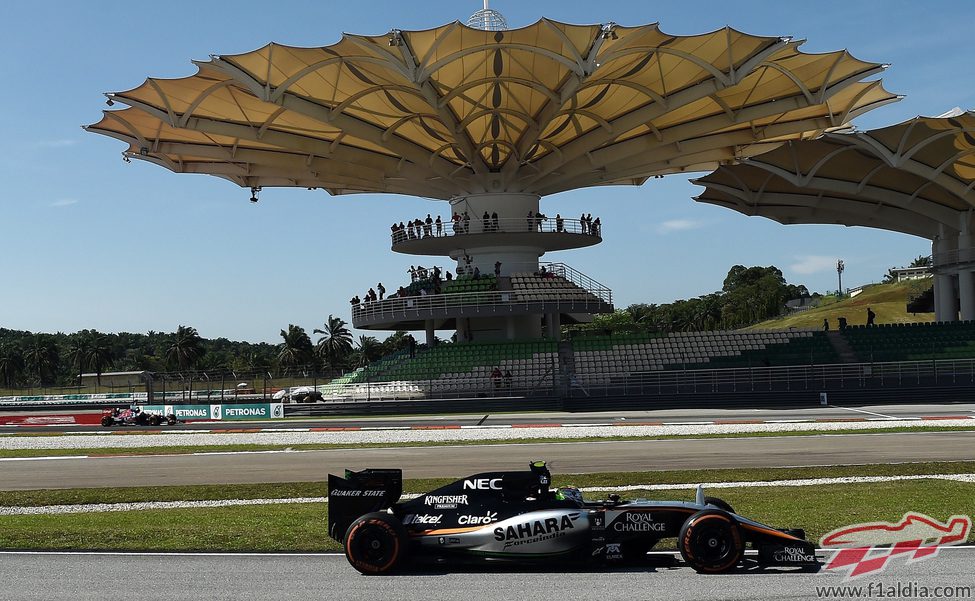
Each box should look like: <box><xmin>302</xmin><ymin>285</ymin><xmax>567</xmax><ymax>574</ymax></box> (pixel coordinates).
<box><xmin>327</xmin><ymin>468</ymin><xmax>403</xmax><ymax>542</ymax></box>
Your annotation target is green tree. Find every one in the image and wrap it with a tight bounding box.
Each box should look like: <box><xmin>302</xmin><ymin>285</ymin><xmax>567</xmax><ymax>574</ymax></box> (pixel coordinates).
<box><xmin>352</xmin><ymin>335</ymin><xmax>382</xmax><ymax>367</ymax></box>
<box><xmin>314</xmin><ymin>315</ymin><xmax>353</xmax><ymax>375</ymax></box>
<box><xmin>909</xmin><ymin>255</ymin><xmax>931</xmax><ymax>268</ymax></box>
<box><xmin>84</xmin><ymin>333</ymin><xmax>115</xmax><ymax>386</ymax></box>
<box><xmin>166</xmin><ymin>326</ymin><xmax>203</xmax><ymax>371</ymax></box>
<box><xmin>22</xmin><ymin>334</ymin><xmax>60</xmax><ymax>385</ymax></box>
<box><xmin>66</xmin><ymin>334</ymin><xmax>92</xmax><ymax>384</ymax></box>
<box><xmin>0</xmin><ymin>343</ymin><xmax>24</xmax><ymax>387</ymax></box>
<box><xmin>277</xmin><ymin>324</ymin><xmax>314</xmax><ymax>371</ymax></box>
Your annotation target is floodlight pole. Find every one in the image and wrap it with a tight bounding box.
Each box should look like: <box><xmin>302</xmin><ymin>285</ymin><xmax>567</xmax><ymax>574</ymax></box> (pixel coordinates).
<box><xmin>837</xmin><ymin>259</ymin><xmax>845</xmax><ymax>296</ymax></box>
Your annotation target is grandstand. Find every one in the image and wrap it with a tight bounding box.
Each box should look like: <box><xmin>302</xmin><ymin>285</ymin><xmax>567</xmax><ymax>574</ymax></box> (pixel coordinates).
<box><xmin>573</xmin><ymin>330</ymin><xmax>835</xmax><ymax>386</ymax></box>
<box><xmin>841</xmin><ymin>322</ymin><xmax>975</xmax><ymax>362</ymax></box>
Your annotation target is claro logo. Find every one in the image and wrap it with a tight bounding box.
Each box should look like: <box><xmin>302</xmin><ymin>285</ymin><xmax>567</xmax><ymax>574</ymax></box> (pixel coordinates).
<box><xmin>463</xmin><ymin>478</ymin><xmax>502</xmax><ymax>490</ymax></box>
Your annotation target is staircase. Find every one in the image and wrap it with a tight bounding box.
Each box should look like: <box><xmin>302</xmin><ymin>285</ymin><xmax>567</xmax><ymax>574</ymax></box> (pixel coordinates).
<box><xmin>826</xmin><ymin>331</ymin><xmax>859</xmax><ymax>363</ymax></box>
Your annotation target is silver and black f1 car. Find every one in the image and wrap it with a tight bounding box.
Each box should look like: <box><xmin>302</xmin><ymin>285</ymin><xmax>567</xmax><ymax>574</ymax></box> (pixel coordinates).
<box><xmin>328</xmin><ymin>461</ymin><xmax>820</xmax><ymax>574</ymax></box>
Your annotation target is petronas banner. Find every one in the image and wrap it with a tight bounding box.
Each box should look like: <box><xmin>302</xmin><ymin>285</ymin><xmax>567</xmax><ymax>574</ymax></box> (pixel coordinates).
<box><xmin>141</xmin><ymin>403</ymin><xmax>284</xmax><ymax>421</ymax></box>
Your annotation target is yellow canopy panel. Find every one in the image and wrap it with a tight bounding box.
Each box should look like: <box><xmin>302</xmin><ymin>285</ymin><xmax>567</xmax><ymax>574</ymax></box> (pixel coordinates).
<box><xmin>692</xmin><ymin>112</ymin><xmax>975</xmax><ymax>239</ymax></box>
<box><xmin>87</xmin><ymin>18</ymin><xmax>898</xmax><ymax>199</ymax></box>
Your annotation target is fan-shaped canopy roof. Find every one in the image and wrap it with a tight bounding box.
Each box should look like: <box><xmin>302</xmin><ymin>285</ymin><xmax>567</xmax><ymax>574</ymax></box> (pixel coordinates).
<box><xmin>692</xmin><ymin>112</ymin><xmax>975</xmax><ymax>239</ymax></box>
<box><xmin>86</xmin><ymin>19</ymin><xmax>898</xmax><ymax>199</ymax></box>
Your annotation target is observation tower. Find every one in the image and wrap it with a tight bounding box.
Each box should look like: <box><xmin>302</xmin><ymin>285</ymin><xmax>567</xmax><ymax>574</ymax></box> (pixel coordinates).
<box><xmin>86</xmin><ymin>5</ymin><xmax>898</xmax><ymax>345</ymax></box>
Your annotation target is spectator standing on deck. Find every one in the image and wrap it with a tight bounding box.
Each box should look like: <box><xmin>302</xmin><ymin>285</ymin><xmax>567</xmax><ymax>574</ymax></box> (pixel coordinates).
<box><xmin>592</xmin><ymin>217</ymin><xmax>601</xmax><ymax>236</ymax></box>
<box><xmin>495</xmin><ymin>261</ymin><xmax>502</xmax><ymax>277</ymax></box>
<box><xmin>409</xmin><ymin>265</ymin><xmax>417</xmax><ymax>282</ymax></box>
<box><xmin>463</xmin><ymin>211</ymin><xmax>471</xmax><ymax>234</ymax></box>
<box><xmin>377</xmin><ymin>283</ymin><xmax>385</xmax><ymax>300</ymax></box>
<box><xmin>580</xmin><ymin>212</ymin><xmax>588</xmax><ymax>234</ymax></box>
<box><xmin>491</xmin><ymin>211</ymin><xmax>499</xmax><ymax>232</ymax></box>
<box><xmin>867</xmin><ymin>307</ymin><xmax>876</xmax><ymax>326</ymax></box>
<box><xmin>556</xmin><ymin>214</ymin><xmax>564</xmax><ymax>232</ymax></box>
<box><xmin>473</xmin><ymin>266</ymin><xmax>481</xmax><ymax>280</ymax></box>
<box><xmin>435</xmin><ymin>216</ymin><xmax>443</xmax><ymax>236</ymax></box>
<box><xmin>452</xmin><ymin>213</ymin><xmax>460</xmax><ymax>234</ymax></box>
<box><xmin>482</xmin><ymin>211</ymin><xmax>491</xmax><ymax>232</ymax></box>
<box><xmin>424</xmin><ymin>214</ymin><xmax>433</xmax><ymax>237</ymax></box>
<box><xmin>527</xmin><ymin>210</ymin><xmax>534</xmax><ymax>231</ymax></box>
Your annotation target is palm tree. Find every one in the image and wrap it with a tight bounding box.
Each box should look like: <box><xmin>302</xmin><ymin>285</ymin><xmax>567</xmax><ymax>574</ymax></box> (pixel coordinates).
<box><xmin>0</xmin><ymin>343</ymin><xmax>24</xmax><ymax>388</ymax></box>
<box><xmin>67</xmin><ymin>334</ymin><xmax>92</xmax><ymax>384</ymax></box>
<box><xmin>314</xmin><ymin>315</ymin><xmax>353</xmax><ymax>375</ymax></box>
<box><xmin>85</xmin><ymin>333</ymin><xmax>115</xmax><ymax>387</ymax></box>
<box><xmin>278</xmin><ymin>324</ymin><xmax>314</xmax><ymax>372</ymax></box>
<box><xmin>166</xmin><ymin>325</ymin><xmax>203</xmax><ymax>371</ymax></box>
<box><xmin>22</xmin><ymin>334</ymin><xmax>60</xmax><ymax>385</ymax></box>
<box><xmin>352</xmin><ymin>335</ymin><xmax>382</xmax><ymax>367</ymax></box>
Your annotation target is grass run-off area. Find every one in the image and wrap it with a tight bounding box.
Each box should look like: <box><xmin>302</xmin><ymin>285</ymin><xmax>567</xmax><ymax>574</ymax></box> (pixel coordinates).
<box><xmin>1</xmin><ymin>461</ymin><xmax>973</xmax><ymax>552</ymax></box>
<box><xmin>748</xmin><ymin>280</ymin><xmax>933</xmax><ymax>330</ymax></box>
<box><xmin>1</xmin><ymin>424</ymin><xmax>974</xmax><ymax>459</ymax></box>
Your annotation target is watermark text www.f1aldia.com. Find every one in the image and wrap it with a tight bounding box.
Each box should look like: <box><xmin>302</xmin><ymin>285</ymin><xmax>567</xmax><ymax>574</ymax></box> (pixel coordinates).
<box><xmin>817</xmin><ymin>581</ymin><xmax>972</xmax><ymax>599</ymax></box>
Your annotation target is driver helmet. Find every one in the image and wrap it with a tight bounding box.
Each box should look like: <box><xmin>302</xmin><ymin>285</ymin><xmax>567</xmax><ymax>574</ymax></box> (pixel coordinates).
<box><xmin>554</xmin><ymin>486</ymin><xmax>583</xmax><ymax>505</ymax></box>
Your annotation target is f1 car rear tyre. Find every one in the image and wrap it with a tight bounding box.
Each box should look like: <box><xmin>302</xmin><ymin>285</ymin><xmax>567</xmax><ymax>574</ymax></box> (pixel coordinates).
<box><xmin>167</xmin><ymin>414</ymin><xmax>177</xmax><ymax>425</ymax></box>
<box><xmin>149</xmin><ymin>415</ymin><xmax>162</xmax><ymax>426</ymax></box>
<box><xmin>344</xmin><ymin>512</ymin><xmax>408</xmax><ymax>575</ymax></box>
<box><xmin>679</xmin><ymin>510</ymin><xmax>744</xmax><ymax>574</ymax></box>
<box><xmin>100</xmin><ymin>416</ymin><xmax>114</xmax><ymax>427</ymax></box>
<box><xmin>704</xmin><ymin>496</ymin><xmax>736</xmax><ymax>514</ymax></box>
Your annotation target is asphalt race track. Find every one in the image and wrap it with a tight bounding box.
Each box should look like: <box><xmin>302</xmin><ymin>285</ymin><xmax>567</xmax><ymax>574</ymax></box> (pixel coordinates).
<box><xmin>3</xmin><ymin>430</ymin><xmax>975</xmax><ymax>490</ymax></box>
<box><xmin>3</xmin><ymin>550</ymin><xmax>973</xmax><ymax>601</ymax></box>
<box><xmin>2</xmin><ymin>401</ymin><xmax>973</xmax><ymax>433</ymax></box>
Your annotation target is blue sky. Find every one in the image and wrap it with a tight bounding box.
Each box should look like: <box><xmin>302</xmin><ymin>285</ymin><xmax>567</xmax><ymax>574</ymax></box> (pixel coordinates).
<box><xmin>2</xmin><ymin>1</ymin><xmax>972</xmax><ymax>343</ymax></box>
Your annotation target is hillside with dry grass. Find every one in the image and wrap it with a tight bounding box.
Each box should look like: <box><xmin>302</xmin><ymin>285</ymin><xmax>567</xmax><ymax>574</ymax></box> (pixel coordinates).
<box><xmin>748</xmin><ymin>280</ymin><xmax>934</xmax><ymax>331</ymax></box>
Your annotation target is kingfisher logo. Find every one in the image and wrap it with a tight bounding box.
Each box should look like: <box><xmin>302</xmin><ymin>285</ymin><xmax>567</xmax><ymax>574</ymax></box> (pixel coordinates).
<box><xmin>820</xmin><ymin>512</ymin><xmax>971</xmax><ymax>580</ymax></box>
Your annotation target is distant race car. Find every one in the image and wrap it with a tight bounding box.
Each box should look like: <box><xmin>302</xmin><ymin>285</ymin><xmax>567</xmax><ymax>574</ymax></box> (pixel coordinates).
<box><xmin>272</xmin><ymin>386</ymin><xmax>323</xmax><ymax>403</ymax></box>
<box><xmin>100</xmin><ymin>407</ymin><xmax>180</xmax><ymax>427</ymax></box>
<box><xmin>328</xmin><ymin>461</ymin><xmax>820</xmax><ymax>575</ymax></box>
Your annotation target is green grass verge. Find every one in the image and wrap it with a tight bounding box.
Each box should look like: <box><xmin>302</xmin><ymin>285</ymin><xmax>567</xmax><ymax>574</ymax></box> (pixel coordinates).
<box><xmin>1</xmin><ymin>462</ymin><xmax>974</xmax><ymax>552</ymax></box>
<box><xmin>1</xmin><ymin>424</ymin><xmax>972</xmax><ymax>459</ymax></box>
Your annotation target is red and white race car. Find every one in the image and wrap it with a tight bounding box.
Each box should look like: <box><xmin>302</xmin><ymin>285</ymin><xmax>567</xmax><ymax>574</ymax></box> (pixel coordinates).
<box><xmin>100</xmin><ymin>407</ymin><xmax>180</xmax><ymax>427</ymax></box>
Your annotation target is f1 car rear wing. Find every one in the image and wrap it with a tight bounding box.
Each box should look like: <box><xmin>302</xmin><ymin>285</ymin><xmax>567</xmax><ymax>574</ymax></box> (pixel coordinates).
<box><xmin>327</xmin><ymin>468</ymin><xmax>402</xmax><ymax>542</ymax></box>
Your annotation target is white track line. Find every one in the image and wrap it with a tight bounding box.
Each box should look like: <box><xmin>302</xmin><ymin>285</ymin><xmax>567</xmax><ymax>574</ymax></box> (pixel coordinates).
<box><xmin>4</xmin><ymin>475</ymin><xmax>973</xmax><ymax>516</ymax></box>
<box><xmin>827</xmin><ymin>405</ymin><xmax>898</xmax><ymax>419</ymax></box>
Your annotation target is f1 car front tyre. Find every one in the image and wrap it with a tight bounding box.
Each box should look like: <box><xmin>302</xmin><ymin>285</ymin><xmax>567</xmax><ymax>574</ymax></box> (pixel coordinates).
<box><xmin>167</xmin><ymin>414</ymin><xmax>178</xmax><ymax>425</ymax></box>
<box><xmin>679</xmin><ymin>510</ymin><xmax>744</xmax><ymax>574</ymax></box>
<box><xmin>344</xmin><ymin>512</ymin><xmax>408</xmax><ymax>575</ymax></box>
<box><xmin>149</xmin><ymin>415</ymin><xmax>162</xmax><ymax>427</ymax></box>
<box><xmin>100</xmin><ymin>416</ymin><xmax>114</xmax><ymax>427</ymax></box>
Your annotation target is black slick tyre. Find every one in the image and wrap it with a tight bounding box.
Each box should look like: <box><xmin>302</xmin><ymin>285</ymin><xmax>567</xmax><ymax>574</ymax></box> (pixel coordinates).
<box><xmin>100</xmin><ymin>415</ymin><xmax>114</xmax><ymax>427</ymax></box>
<box><xmin>679</xmin><ymin>510</ymin><xmax>744</xmax><ymax>574</ymax></box>
<box><xmin>149</xmin><ymin>414</ymin><xmax>162</xmax><ymax>427</ymax></box>
<box><xmin>344</xmin><ymin>512</ymin><xmax>408</xmax><ymax>575</ymax></box>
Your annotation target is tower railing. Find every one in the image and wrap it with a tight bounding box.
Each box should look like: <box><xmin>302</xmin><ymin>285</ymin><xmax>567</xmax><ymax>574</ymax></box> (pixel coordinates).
<box><xmin>391</xmin><ymin>216</ymin><xmax>602</xmax><ymax>246</ymax></box>
<box><xmin>930</xmin><ymin>248</ymin><xmax>975</xmax><ymax>271</ymax></box>
<box><xmin>351</xmin><ymin>287</ymin><xmax>613</xmax><ymax>323</ymax></box>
